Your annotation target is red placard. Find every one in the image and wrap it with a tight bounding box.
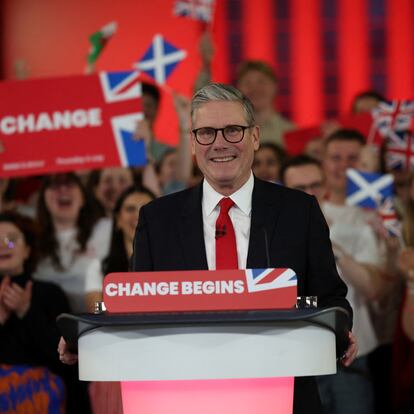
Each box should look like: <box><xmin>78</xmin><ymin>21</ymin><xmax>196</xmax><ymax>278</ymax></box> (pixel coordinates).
<box><xmin>103</xmin><ymin>269</ymin><xmax>297</xmax><ymax>313</ymax></box>
<box><xmin>0</xmin><ymin>71</ymin><xmax>145</xmax><ymax>177</ymax></box>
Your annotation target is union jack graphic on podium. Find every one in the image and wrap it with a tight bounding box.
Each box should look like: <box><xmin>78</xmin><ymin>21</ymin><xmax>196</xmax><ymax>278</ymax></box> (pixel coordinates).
<box><xmin>245</xmin><ymin>268</ymin><xmax>297</xmax><ymax>293</ymax></box>
<box><xmin>99</xmin><ymin>71</ymin><xmax>141</xmax><ymax>103</ymax></box>
<box><xmin>373</xmin><ymin>100</ymin><xmax>414</xmax><ymax>138</ymax></box>
<box><xmin>134</xmin><ymin>34</ymin><xmax>187</xmax><ymax>84</ymax></box>
<box><xmin>385</xmin><ymin>130</ymin><xmax>414</xmax><ymax>171</ymax></box>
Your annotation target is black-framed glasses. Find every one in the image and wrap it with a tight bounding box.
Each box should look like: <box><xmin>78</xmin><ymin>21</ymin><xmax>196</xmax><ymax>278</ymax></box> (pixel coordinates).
<box><xmin>192</xmin><ymin>125</ymin><xmax>253</xmax><ymax>145</ymax></box>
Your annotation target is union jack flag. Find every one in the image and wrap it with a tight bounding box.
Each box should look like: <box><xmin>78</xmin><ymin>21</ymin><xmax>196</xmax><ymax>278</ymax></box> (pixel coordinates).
<box><xmin>346</xmin><ymin>169</ymin><xmax>394</xmax><ymax>209</ymax></box>
<box><xmin>134</xmin><ymin>34</ymin><xmax>187</xmax><ymax>84</ymax></box>
<box><xmin>372</xmin><ymin>100</ymin><xmax>414</xmax><ymax>138</ymax></box>
<box><xmin>245</xmin><ymin>268</ymin><xmax>297</xmax><ymax>293</ymax></box>
<box><xmin>378</xmin><ymin>197</ymin><xmax>402</xmax><ymax>238</ymax></box>
<box><xmin>99</xmin><ymin>71</ymin><xmax>141</xmax><ymax>103</ymax></box>
<box><xmin>385</xmin><ymin>130</ymin><xmax>414</xmax><ymax>171</ymax></box>
<box><xmin>173</xmin><ymin>0</ymin><xmax>215</xmax><ymax>22</ymax></box>
<box><xmin>111</xmin><ymin>113</ymin><xmax>146</xmax><ymax>167</ymax></box>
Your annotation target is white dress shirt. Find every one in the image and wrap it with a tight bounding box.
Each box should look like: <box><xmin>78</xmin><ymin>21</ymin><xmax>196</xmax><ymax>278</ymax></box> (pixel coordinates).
<box><xmin>202</xmin><ymin>172</ymin><xmax>254</xmax><ymax>270</ymax></box>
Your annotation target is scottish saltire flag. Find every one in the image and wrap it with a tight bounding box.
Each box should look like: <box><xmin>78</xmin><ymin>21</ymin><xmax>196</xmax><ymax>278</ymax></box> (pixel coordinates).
<box><xmin>385</xmin><ymin>130</ymin><xmax>414</xmax><ymax>171</ymax></box>
<box><xmin>173</xmin><ymin>0</ymin><xmax>215</xmax><ymax>22</ymax></box>
<box><xmin>134</xmin><ymin>34</ymin><xmax>187</xmax><ymax>84</ymax></box>
<box><xmin>111</xmin><ymin>113</ymin><xmax>146</xmax><ymax>167</ymax></box>
<box><xmin>99</xmin><ymin>71</ymin><xmax>141</xmax><ymax>103</ymax></box>
<box><xmin>372</xmin><ymin>100</ymin><xmax>414</xmax><ymax>138</ymax></box>
<box><xmin>346</xmin><ymin>169</ymin><xmax>394</xmax><ymax>209</ymax></box>
<box><xmin>378</xmin><ymin>197</ymin><xmax>402</xmax><ymax>238</ymax></box>
<box><xmin>245</xmin><ymin>268</ymin><xmax>297</xmax><ymax>293</ymax></box>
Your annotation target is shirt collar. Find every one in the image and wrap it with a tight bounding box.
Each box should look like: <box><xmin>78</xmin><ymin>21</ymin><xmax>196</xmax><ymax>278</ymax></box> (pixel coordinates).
<box><xmin>202</xmin><ymin>172</ymin><xmax>254</xmax><ymax>217</ymax></box>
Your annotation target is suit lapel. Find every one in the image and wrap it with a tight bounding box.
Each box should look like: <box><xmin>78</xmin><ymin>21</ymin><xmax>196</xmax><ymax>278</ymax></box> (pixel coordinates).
<box><xmin>247</xmin><ymin>178</ymin><xmax>283</xmax><ymax>268</ymax></box>
<box><xmin>178</xmin><ymin>183</ymin><xmax>209</xmax><ymax>270</ymax></box>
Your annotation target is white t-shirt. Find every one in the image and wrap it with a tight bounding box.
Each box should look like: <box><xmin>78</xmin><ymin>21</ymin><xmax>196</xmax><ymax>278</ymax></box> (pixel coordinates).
<box><xmin>33</xmin><ymin>218</ymin><xmax>112</xmax><ymax>313</ymax></box>
<box><xmin>323</xmin><ymin>202</ymin><xmax>380</xmax><ymax>356</ymax></box>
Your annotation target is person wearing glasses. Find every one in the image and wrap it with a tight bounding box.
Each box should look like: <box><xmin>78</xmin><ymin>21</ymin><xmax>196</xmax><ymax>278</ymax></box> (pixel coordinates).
<box><xmin>0</xmin><ymin>211</ymin><xmax>92</xmax><ymax>414</ymax></box>
<box><xmin>59</xmin><ymin>83</ymin><xmax>356</xmax><ymax>414</ymax></box>
<box><xmin>130</xmin><ymin>83</ymin><xmax>355</xmax><ymax>414</ymax></box>
<box><xmin>281</xmin><ymin>154</ymin><xmax>385</xmax><ymax>414</ymax></box>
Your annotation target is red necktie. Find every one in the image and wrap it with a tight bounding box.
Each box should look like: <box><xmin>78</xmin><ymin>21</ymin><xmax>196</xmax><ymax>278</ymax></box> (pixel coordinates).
<box><xmin>215</xmin><ymin>197</ymin><xmax>238</xmax><ymax>269</ymax></box>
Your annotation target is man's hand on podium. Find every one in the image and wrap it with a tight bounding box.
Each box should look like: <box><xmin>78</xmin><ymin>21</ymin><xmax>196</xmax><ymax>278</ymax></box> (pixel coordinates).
<box><xmin>341</xmin><ymin>331</ymin><xmax>358</xmax><ymax>367</ymax></box>
<box><xmin>58</xmin><ymin>337</ymin><xmax>78</xmax><ymax>365</ymax></box>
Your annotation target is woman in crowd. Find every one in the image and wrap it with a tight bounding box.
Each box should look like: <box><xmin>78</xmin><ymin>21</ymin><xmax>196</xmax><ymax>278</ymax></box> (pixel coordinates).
<box><xmin>0</xmin><ymin>211</ymin><xmax>71</xmax><ymax>413</ymax></box>
<box><xmin>86</xmin><ymin>167</ymin><xmax>135</xmax><ymax>217</ymax></box>
<box><xmin>102</xmin><ymin>185</ymin><xmax>155</xmax><ymax>275</ymax></box>
<box><xmin>252</xmin><ymin>142</ymin><xmax>287</xmax><ymax>183</ymax></box>
<box><xmin>34</xmin><ymin>173</ymin><xmax>111</xmax><ymax>313</ymax></box>
<box><xmin>89</xmin><ymin>185</ymin><xmax>155</xmax><ymax>414</ymax></box>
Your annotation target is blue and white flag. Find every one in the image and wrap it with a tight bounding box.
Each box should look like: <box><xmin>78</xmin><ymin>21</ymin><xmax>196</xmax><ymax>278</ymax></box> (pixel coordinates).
<box><xmin>346</xmin><ymin>169</ymin><xmax>394</xmax><ymax>209</ymax></box>
<box><xmin>99</xmin><ymin>71</ymin><xmax>141</xmax><ymax>103</ymax></box>
<box><xmin>111</xmin><ymin>113</ymin><xmax>146</xmax><ymax>167</ymax></box>
<box><xmin>134</xmin><ymin>34</ymin><xmax>187</xmax><ymax>84</ymax></box>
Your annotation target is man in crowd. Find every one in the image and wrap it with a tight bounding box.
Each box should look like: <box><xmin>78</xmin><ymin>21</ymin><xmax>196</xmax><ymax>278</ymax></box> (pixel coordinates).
<box><xmin>281</xmin><ymin>148</ymin><xmax>384</xmax><ymax>414</ymax></box>
<box><xmin>236</xmin><ymin>60</ymin><xmax>296</xmax><ymax>147</ymax></box>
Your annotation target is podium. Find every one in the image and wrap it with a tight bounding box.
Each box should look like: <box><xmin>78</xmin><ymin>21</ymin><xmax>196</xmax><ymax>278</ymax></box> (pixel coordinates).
<box><xmin>57</xmin><ymin>307</ymin><xmax>350</xmax><ymax>414</ymax></box>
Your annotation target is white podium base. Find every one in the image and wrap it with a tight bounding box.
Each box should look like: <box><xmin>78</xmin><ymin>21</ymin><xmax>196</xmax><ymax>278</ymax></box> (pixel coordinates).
<box><xmin>78</xmin><ymin>321</ymin><xmax>336</xmax><ymax>381</ymax></box>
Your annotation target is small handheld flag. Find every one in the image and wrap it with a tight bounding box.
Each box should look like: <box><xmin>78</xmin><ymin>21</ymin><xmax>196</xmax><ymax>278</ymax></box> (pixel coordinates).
<box><xmin>346</xmin><ymin>169</ymin><xmax>394</xmax><ymax>209</ymax></box>
<box><xmin>372</xmin><ymin>100</ymin><xmax>414</xmax><ymax>138</ymax></box>
<box><xmin>173</xmin><ymin>0</ymin><xmax>216</xmax><ymax>23</ymax></box>
<box><xmin>384</xmin><ymin>130</ymin><xmax>414</xmax><ymax>171</ymax></box>
<box><xmin>134</xmin><ymin>34</ymin><xmax>187</xmax><ymax>85</ymax></box>
<box><xmin>87</xmin><ymin>21</ymin><xmax>118</xmax><ymax>65</ymax></box>
<box><xmin>378</xmin><ymin>197</ymin><xmax>402</xmax><ymax>239</ymax></box>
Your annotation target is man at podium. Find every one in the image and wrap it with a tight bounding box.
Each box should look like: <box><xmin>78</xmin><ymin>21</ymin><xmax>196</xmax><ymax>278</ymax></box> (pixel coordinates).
<box><xmin>130</xmin><ymin>83</ymin><xmax>357</xmax><ymax>413</ymax></box>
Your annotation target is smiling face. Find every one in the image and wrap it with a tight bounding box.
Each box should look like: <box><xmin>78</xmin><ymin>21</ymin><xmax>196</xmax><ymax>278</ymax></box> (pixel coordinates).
<box><xmin>252</xmin><ymin>146</ymin><xmax>281</xmax><ymax>183</ymax></box>
<box><xmin>284</xmin><ymin>164</ymin><xmax>327</xmax><ymax>204</ymax></box>
<box><xmin>191</xmin><ymin>101</ymin><xmax>260</xmax><ymax>195</ymax></box>
<box><xmin>158</xmin><ymin>151</ymin><xmax>178</xmax><ymax>188</ymax></box>
<box><xmin>94</xmin><ymin>168</ymin><xmax>134</xmax><ymax>214</ymax></box>
<box><xmin>116</xmin><ymin>192</ymin><xmax>153</xmax><ymax>243</ymax></box>
<box><xmin>323</xmin><ymin>140</ymin><xmax>363</xmax><ymax>194</ymax></box>
<box><xmin>44</xmin><ymin>177</ymin><xmax>84</xmax><ymax>227</ymax></box>
<box><xmin>237</xmin><ymin>70</ymin><xmax>277</xmax><ymax>113</ymax></box>
<box><xmin>0</xmin><ymin>222</ymin><xmax>30</xmax><ymax>276</ymax></box>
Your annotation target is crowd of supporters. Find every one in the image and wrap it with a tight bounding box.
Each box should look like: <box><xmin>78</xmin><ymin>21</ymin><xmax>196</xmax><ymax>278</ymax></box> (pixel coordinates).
<box><xmin>1</xmin><ymin>59</ymin><xmax>414</xmax><ymax>414</ymax></box>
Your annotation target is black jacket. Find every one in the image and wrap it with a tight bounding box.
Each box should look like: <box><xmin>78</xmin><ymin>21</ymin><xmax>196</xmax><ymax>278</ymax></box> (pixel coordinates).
<box><xmin>131</xmin><ymin>178</ymin><xmax>353</xmax><ymax>414</ymax></box>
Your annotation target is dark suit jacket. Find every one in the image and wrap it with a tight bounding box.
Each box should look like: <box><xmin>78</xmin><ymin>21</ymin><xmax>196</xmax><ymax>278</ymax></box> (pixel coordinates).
<box><xmin>131</xmin><ymin>177</ymin><xmax>352</xmax><ymax>414</ymax></box>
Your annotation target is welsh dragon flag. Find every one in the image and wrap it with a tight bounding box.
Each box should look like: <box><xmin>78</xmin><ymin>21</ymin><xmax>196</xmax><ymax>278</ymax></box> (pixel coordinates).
<box><xmin>87</xmin><ymin>21</ymin><xmax>118</xmax><ymax>64</ymax></box>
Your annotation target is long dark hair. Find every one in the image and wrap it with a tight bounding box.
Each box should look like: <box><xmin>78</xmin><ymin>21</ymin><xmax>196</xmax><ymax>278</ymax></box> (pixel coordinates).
<box><xmin>37</xmin><ymin>173</ymin><xmax>101</xmax><ymax>269</ymax></box>
<box><xmin>102</xmin><ymin>186</ymin><xmax>155</xmax><ymax>275</ymax></box>
<box><xmin>0</xmin><ymin>211</ymin><xmax>39</xmax><ymax>275</ymax></box>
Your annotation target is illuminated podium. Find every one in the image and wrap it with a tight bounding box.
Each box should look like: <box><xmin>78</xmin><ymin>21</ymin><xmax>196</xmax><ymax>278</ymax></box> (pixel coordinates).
<box><xmin>57</xmin><ymin>270</ymin><xmax>351</xmax><ymax>414</ymax></box>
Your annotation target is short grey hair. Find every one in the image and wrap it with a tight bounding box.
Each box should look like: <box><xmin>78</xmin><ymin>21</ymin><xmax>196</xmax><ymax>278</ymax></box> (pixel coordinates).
<box><xmin>191</xmin><ymin>83</ymin><xmax>255</xmax><ymax>126</ymax></box>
